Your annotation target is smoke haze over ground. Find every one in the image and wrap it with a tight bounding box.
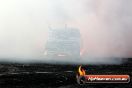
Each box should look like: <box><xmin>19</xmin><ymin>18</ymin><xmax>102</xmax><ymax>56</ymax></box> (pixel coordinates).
<box><xmin>0</xmin><ymin>0</ymin><xmax>132</xmax><ymax>64</ymax></box>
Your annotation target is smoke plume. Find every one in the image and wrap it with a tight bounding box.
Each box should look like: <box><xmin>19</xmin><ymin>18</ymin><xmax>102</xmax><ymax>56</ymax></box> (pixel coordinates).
<box><xmin>0</xmin><ymin>0</ymin><xmax>132</xmax><ymax>64</ymax></box>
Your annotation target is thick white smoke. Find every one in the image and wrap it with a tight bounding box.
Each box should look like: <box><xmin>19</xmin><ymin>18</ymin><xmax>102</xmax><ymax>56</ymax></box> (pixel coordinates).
<box><xmin>0</xmin><ymin>0</ymin><xmax>132</xmax><ymax>64</ymax></box>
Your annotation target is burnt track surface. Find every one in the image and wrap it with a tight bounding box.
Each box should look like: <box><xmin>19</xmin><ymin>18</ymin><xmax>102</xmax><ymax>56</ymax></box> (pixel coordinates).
<box><xmin>0</xmin><ymin>62</ymin><xmax>132</xmax><ymax>88</ymax></box>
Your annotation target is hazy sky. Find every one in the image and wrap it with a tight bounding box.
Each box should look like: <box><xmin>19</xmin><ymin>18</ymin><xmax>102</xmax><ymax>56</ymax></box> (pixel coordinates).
<box><xmin>0</xmin><ymin>0</ymin><xmax>132</xmax><ymax>63</ymax></box>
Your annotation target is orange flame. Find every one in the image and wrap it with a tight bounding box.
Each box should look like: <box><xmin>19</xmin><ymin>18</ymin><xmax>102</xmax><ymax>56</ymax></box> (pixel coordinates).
<box><xmin>78</xmin><ymin>65</ymin><xmax>86</xmax><ymax>76</ymax></box>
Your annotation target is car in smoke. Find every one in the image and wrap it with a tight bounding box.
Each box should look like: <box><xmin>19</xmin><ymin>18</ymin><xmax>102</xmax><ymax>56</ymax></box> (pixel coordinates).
<box><xmin>44</xmin><ymin>27</ymin><xmax>81</xmax><ymax>61</ymax></box>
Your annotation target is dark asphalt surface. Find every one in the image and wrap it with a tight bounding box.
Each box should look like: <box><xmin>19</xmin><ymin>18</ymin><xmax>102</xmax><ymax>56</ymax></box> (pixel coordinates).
<box><xmin>0</xmin><ymin>60</ymin><xmax>132</xmax><ymax>88</ymax></box>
